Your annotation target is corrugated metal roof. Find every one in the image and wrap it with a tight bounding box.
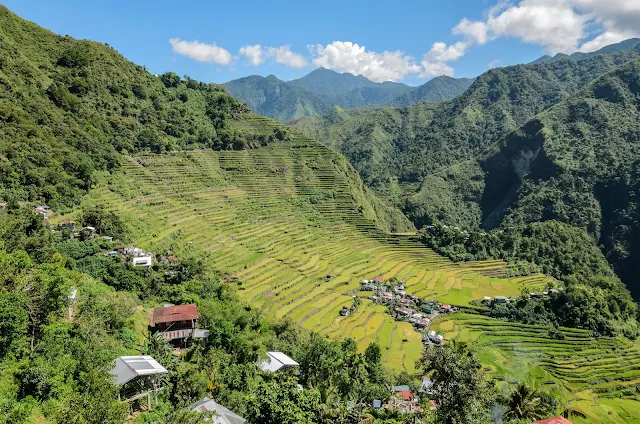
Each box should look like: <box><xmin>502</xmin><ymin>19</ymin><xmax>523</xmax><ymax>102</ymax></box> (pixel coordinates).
<box><xmin>258</xmin><ymin>351</ymin><xmax>299</xmax><ymax>373</ymax></box>
<box><xmin>110</xmin><ymin>356</ymin><xmax>168</xmax><ymax>386</ymax></box>
<box><xmin>190</xmin><ymin>397</ymin><xmax>246</xmax><ymax>424</ymax></box>
<box><xmin>152</xmin><ymin>304</ymin><xmax>199</xmax><ymax>325</ymax></box>
<box><xmin>392</xmin><ymin>385</ymin><xmax>410</xmax><ymax>392</ymax></box>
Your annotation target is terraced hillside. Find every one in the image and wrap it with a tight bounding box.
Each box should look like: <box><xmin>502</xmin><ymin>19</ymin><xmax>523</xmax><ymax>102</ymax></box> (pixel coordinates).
<box><xmin>66</xmin><ymin>115</ymin><xmax>549</xmax><ymax>372</ymax></box>
<box><xmin>433</xmin><ymin>314</ymin><xmax>640</xmax><ymax>423</ymax></box>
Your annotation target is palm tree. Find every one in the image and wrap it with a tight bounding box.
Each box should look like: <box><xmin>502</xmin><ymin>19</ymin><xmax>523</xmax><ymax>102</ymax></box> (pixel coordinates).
<box><xmin>503</xmin><ymin>382</ymin><xmax>548</xmax><ymax>421</ymax></box>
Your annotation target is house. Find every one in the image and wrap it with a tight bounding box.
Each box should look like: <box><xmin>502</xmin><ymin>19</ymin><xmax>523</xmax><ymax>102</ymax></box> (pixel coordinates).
<box><xmin>132</xmin><ymin>256</ymin><xmax>153</xmax><ymax>267</ymax></box>
<box><xmin>105</xmin><ymin>251</ymin><xmax>118</xmax><ymax>258</ymax></box>
<box><xmin>395</xmin><ymin>389</ymin><xmax>413</xmax><ymax>401</ymax></box>
<box><xmin>150</xmin><ymin>304</ymin><xmax>208</xmax><ymax>342</ymax></box>
<box><xmin>126</xmin><ymin>246</ymin><xmax>146</xmax><ymax>257</ymax></box>
<box><xmin>0</xmin><ymin>203</ymin><xmax>7</xmax><ymax>209</ymax></box>
<box><xmin>34</xmin><ymin>205</ymin><xmax>49</xmax><ymax>214</ymax></box>
<box><xmin>110</xmin><ymin>355</ymin><xmax>168</xmax><ymax>408</ymax></box>
<box><xmin>258</xmin><ymin>351</ymin><xmax>299</xmax><ymax>373</ymax></box>
<box><xmin>421</xmin><ymin>305</ymin><xmax>436</xmax><ymax>314</ymax></box>
<box><xmin>533</xmin><ymin>417</ymin><xmax>573</xmax><ymax>424</ymax></box>
<box><xmin>58</xmin><ymin>220</ymin><xmax>76</xmax><ymax>231</ymax></box>
<box><xmin>373</xmin><ymin>275</ymin><xmax>385</xmax><ymax>283</ymax></box>
<box><xmin>392</xmin><ymin>385</ymin><xmax>410</xmax><ymax>392</ymax></box>
<box><xmin>439</xmin><ymin>304</ymin><xmax>452</xmax><ymax>312</ymax></box>
<box><xmin>494</xmin><ymin>296</ymin><xmax>510</xmax><ymax>304</ymax></box>
<box><xmin>530</xmin><ymin>292</ymin><xmax>545</xmax><ymax>299</ymax></box>
<box><xmin>189</xmin><ymin>397</ymin><xmax>246</xmax><ymax>424</ymax></box>
<box><xmin>414</xmin><ymin>319</ymin><xmax>430</xmax><ymax>329</ymax></box>
<box><xmin>115</xmin><ymin>245</ymin><xmax>126</xmax><ymax>253</ymax></box>
<box><xmin>394</xmin><ymin>307</ymin><xmax>412</xmax><ymax>317</ymax></box>
<box><xmin>102</xmin><ymin>235</ymin><xmax>114</xmax><ymax>243</ymax></box>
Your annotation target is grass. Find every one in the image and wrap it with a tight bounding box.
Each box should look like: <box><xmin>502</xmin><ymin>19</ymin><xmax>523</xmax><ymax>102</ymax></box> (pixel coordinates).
<box><xmin>431</xmin><ymin>314</ymin><xmax>640</xmax><ymax>424</ymax></box>
<box><xmin>61</xmin><ymin>117</ymin><xmax>548</xmax><ymax>371</ymax></box>
<box><xmin>51</xmin><ymin>114</ymin><xmax>640</xmax><ymax>419</ymax></box>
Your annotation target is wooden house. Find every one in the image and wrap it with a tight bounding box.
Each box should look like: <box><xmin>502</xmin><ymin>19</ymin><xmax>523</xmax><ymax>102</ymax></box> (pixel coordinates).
<box><xmin>150</xmin><ymin>304</ymin><xmax>209</xmax><ymax>342</ymax></box>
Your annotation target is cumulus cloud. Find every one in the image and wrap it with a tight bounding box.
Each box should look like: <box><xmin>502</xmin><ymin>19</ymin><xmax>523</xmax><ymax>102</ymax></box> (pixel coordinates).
<box><xmin>429</xmin><ymin>0</ymin><xmax>640</xmax><ymax>76</ymax></box>
<box><xmin>310</xmin><ymin>41</ymin><xmax>421</xmax><ymax>82</ymax></box>
<box><xmin>487</xmin><ymin>0</ymin><xmax>588</xmax><ymax>53</ymax></box>
<box><xmin>239</xmin><ymin>44</ymin><xmax>264</xmax><ymax>66</ymax></box>
<box><xmin>265</xmin><ymin>45</ymin><xmax>308</xmax><ymax>69</ymax></box>
<box><xmin>453</xmin><ymin>18</ymin><xmax>490</xmax><ymax>45</ymax></box>
<box><xmin>420</xmin><ymin>41</ymin><xmax>469</xmax><ymax>77</ymax></box>
<box><xmin>169</xmin><ymin>38</ymin><xmax>232</xmax><ymax>65</ymax></box>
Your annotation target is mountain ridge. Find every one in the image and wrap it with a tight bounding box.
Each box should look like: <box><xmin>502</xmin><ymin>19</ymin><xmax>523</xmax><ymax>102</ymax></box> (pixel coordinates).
<box><xmin>223</xmin><ymin>68</ymin><xmax>473</xmax><ymax>122</ymax></box>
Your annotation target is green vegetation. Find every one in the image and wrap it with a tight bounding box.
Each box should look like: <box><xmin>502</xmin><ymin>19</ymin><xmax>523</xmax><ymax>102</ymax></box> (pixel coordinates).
<box><xmin>224</xmin><ymin>69</ymin><xmax>473</xmax><ymax>123</ymax></box>
<box><xmin>432</xmin><ymin>314</ymin><xmax>640</xmax><ymax>424</ymax></box>
<box><xmin>1</xmin><ymin>4</ymin><xmax>640</xmax><ymax>422</ymax></box>
<box><xmin>295</xmin><ymin>47</ymin><xmax>640</xmax><ymax>200</ymax></box>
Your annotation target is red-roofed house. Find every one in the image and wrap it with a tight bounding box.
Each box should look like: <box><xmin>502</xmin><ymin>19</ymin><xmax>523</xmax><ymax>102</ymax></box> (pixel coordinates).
<box><xmin>533</xmin><ymin>417</ymin><xmax>573</xmax><ymax>424</ymax></box>
<box><xmin>395</xmin><ymin>390</ymin><xmax>413</xmax><ymax>401</ymax></box>
<box><xmin>373</xmin><ymin>275</ymin><xmax>385</xmax><ymax>283</ymax></box>
<box><xmin>150</xmin><ymin>304</ymin><xmax>208</xmax><ymax>342</ymax></box>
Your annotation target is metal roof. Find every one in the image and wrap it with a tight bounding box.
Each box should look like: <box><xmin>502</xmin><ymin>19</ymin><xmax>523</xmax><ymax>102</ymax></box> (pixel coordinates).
<box><xmin>110</xmin><ymin>355</ymin><xmax>168</xmax><ymax>386</ymax></box>
<box><xmin>392</xmin><ymin>385</ymin><xmax>410</xmax><ymax>392</ymax></box>
<box><xmin>258</xmin><ymin>351</ymin><xmax>299</xmax><ymax>373</ymax></box>
<box><xmin>152</xmin><ymin>304</ymin><xmax>199</xmax><ymax>325</ymax></box>
<box><xmin>189</xmin><ymin>397</ymin><xmax>246</xmax><ymax>424</ymax></box>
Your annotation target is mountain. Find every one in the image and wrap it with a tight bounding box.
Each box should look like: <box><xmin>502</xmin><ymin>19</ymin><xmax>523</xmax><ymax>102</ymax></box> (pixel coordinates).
<box><xmin>531</xmin><ymin>37</ymin><xmax>640</xmax><ymax>64</ymax></box>
<box><xmin>1</xmin><ymin>5</ymin><xmax>640</xmax><ymax>423</ymax></box>
<box><xmin>289</xmin><ymin>66</ymin><xmax>409</xmax><ymax>96</ymax></box>
<box><xmin>295</xmin><ymin>47</ymin><xmax>640</xmax><ymax>200</ymax></box>
<box><xmin>224</xmin><ymin>68</ymin><xmax>472</xmax><ymax>122</ymax></box>
<box><xmin>417</xmin><ymin>59</ymin><xmax>640</xmax><ymax>298</ymax></box>
<box><xmin>389</xmin><ymin>76</ymin><xmax>474</xmax><ymax>105</ymax></box>
<box><xmin>223</xmin><ymin>74</ymin><xmax>332</xmax><ymax>122</ymax></box>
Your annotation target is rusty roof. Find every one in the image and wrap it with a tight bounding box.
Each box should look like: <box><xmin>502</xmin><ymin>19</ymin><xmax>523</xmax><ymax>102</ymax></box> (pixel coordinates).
<box><xmin>152</xmin><ymin>304</ymin><xmax>199</xmax><ymax>325</ymax></box>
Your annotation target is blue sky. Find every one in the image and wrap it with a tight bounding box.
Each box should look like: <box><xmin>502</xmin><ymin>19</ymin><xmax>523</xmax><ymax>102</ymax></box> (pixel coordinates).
<box><xmin>3</xmin><ymin>0</ymin><xmax>639</xmax><ymax>85</ymax></box>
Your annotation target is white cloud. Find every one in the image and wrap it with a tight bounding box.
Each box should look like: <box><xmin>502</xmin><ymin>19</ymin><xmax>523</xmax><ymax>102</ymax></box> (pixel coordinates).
<box><xmin>487</xmin><ymin>0</ymin><xmax>588</xmax><ymax>53</ymax></box>
<box><xmin>488</xmin><ymin>59</ymin><xmax>502</xmax><ymax>69</ymax></box>
<box><xmin>265</xmin><ymin>45</ymin><xmax>308</xmax><ymax>69</ymax></box>
<box><xmin>169</xmin><ymin>38</ymin><xmax>232</xmax><ymax>65</ymax></box>
<box><xmin>310</xmin><ymin>41</ymin><xmax>421</xmax><ymax>82</ymax></box>
<box><xmin>453</xmin><ymin>18</ymin><xmax>490</xmax><ymax>45</ymax></box>
<box><xmin>421</xmin><ymin>61</ymin><xmax>455</xmax><ymax>78</ymax></box>
<box><xmin>239</xmin><ymin>44</ymin><xmax>264</xmax><ymax>66</ymax></box>
<box><xmin>420</xmin><ymin>41</ymin><xmax>470</xmax><ymax>77</ymax></box>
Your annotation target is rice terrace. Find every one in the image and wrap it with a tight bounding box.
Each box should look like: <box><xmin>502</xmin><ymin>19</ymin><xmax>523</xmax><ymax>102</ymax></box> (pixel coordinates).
<box><xmin>61</xmin><ymin>115</ymin><xmax>639</xmax><ymax>422</ymax></box>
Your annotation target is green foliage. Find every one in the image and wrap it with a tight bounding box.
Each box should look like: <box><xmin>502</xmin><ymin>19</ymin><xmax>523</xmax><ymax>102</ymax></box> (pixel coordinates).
<box><xmin>0</xmin><ymin>5</ymin><xmax>249</xmax><ymax>209</ymax></box>
<box><xmin>418</xmin><ymin>344</ymin><xmax>494</xmax><ymax>424</ymax></box>
<box><xmin>224</xmin><ymin>70</ymin><xmax>472</xmax><ymax>123</ymax></box>
<box><xmin>419</xmin><ymin>221</ymin><xmax>638</xmax><ymax>337</ymax></box>
<box><xmin>500</xmin><ymin>382</ymin><xmax>555</xmax><ymax>422</ymax></box>
<box><xmin>245</xmin><ymin>377</ymin><xmax>321</xmax><ymax>424</ymax></box>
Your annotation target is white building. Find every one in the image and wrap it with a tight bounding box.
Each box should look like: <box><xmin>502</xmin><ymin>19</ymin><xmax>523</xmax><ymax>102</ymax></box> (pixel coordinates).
<box><xmin>258</xmin><ymin>351</ymin><xmax>299</xmax><ymax>373</ymax></box>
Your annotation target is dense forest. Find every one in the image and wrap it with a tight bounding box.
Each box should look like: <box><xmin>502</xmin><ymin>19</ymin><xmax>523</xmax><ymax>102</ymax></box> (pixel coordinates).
<box><xmin>1</xmin><ymin>3</ymin><xmax>639</xmax><ymax>422</ymax></box>
<box><xmin>224</xmin><ymin>69</ymin><xmax>473</xmax><ymax>123</ymax></box>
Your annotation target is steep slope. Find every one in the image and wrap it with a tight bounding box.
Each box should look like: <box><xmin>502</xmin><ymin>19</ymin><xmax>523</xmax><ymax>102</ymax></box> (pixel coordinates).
<box><xmin>68</xmin><ymin>115</ymin><xmax>555</xmax><ymax>372</ymax></box>
<box><xmin>288</xmin><ymin>67</ymin><xmax>410</xmax><ymax>97</ymax></box>
<box><xmin>389</xmin><ymin>76</ymin><xmax>474</xmax><ymax>105</ymax></box>
<box><xmin>223</xmin><ymin>74</ymin><xmax>332</xmax><ymax>122</ymax></box>
<box><xmin>0</xmin><ymin>5</ymin><xmax>249</xmax><ymax>208</ymax></box>
<box><xmin>411</xmin><ymin>59</ymin><xmax>640</xmax><ymax>299</ymax></box>
<box><xmin>295</xmin><ymin>46</ymin><xmax>640</xmax><ymax>201</ymax></box>
<box><xmin>224</xmin><ymin>68</ymin><xmax>471</xmax><ymax>122</ymax></box>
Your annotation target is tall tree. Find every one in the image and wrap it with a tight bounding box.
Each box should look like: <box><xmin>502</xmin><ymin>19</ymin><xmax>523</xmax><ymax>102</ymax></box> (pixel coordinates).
<box><xmin>418</xmin><ymin>345</ymin><xmax>494</xmax><ymax>424</ymax></box>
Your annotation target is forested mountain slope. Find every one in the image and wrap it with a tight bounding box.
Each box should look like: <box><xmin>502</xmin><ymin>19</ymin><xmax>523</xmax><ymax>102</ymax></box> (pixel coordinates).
<box><xmin>223</xmin><ymin>69</ymin><xmax>472</xmax><ymax>123</ymax></box>
<box><xmin>0</xmin><ymin>5</ymin><xmax>408</xmax><ymax>232</ymax></box>
<box><xmin>295</xmin><ymin>46</ymin><xmax>640</xmax><ymax>201</ymax></box>
<box><xmin>413</xmin><ymin>59</ymin><xmax>640</xmax><ymax>298</ymax></box>
<box><xmin>532</xmin><ymin>37</ymin><xmax>640</xmax><ymax>64</ymax></box>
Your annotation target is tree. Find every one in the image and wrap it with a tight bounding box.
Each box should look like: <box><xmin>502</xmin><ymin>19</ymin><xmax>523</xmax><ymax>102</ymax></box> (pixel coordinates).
<box><xmin>245</xmin><ymin>377</ymin><xmax>320</xmax><ymax>424</ymax></box>
<box><xmin>502</xmin><ymin>382</ymin><xmax>548</xmax><ymax>422</ymax></box>
<box><xmin>418</xmin><ymin>345</ymin><xmax>494</xmax><ymax>424</ymax></box>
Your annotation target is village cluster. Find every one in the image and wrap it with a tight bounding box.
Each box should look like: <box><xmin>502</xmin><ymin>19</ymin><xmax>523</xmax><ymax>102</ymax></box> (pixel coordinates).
<box><xmin>359</xmin><ymin>276</ymin><xmax>456</xmax><ymax>346</ymax></box>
